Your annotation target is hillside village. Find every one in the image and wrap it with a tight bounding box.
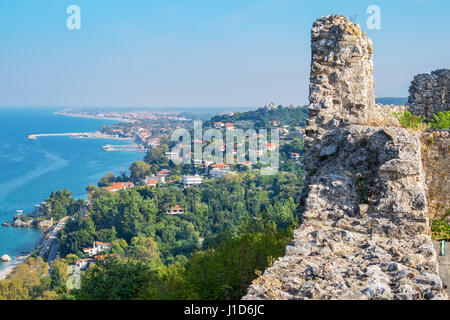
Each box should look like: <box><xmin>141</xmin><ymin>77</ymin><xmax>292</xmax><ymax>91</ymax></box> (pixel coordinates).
<box><xmin>96</xmin><ymin>104</ymin><xmax>307</xmax><ymax>191</ymax></box>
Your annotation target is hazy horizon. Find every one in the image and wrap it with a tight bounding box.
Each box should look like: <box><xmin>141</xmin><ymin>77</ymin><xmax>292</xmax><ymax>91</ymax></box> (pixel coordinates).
<box><xmin>0</xmin><ymin>96</ymin><xmax>407</xmax><ymax>111</ymax></box>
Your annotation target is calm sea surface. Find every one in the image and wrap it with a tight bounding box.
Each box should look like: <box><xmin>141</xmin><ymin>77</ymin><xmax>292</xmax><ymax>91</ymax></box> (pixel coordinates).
<box><xmin>0</xmin><ymin>107</ymin><xmax>143</xmax><ymax>270</ymax></box>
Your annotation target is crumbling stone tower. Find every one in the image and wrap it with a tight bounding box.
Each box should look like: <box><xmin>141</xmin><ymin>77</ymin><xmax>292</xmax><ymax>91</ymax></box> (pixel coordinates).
<box><xmin>244</xmin><ymin>15</ymin><xmax>448</xmax><ymax>300</ymax></box>
<box><xmin>305</xmin><ymin>15</ymin><xmax>375</xmax><ymax>172</ymax></box>
<box><xmin>408</xmin><ymin>69</ymin><xmax>450</xmax><ymax>121</ymax></box>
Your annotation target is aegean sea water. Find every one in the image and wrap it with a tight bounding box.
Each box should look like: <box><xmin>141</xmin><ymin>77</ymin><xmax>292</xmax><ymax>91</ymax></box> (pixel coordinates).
<box><xmin>0</xmin><ymin>107</ymin><xmax>143</xmax><ymax>271</ymax></box>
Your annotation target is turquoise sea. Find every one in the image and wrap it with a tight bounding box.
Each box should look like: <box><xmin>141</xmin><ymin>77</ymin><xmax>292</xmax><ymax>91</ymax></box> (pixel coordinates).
<box><xmin>0</xmin><ymin>107</ymin><xmax>143</xmax><ymax>270</ymax></box>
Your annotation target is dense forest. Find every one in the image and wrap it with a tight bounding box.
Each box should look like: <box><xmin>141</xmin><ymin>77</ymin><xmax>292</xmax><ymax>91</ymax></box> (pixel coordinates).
<box><xmin>59</xmin><ymin>170</ymin><xmax>305</xmax><ymax>263</ymax></box>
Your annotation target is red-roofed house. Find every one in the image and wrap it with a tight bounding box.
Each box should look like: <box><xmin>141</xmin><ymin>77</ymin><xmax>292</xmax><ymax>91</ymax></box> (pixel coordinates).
<box><xmin>269</xmin><ymin>121</ymin><xmax>280</xmax><ymax>127</ymax></box>
<box><xmin>210</xmin><ymin>163</ymin><xmax>231</xmax><ymax>170</ymax></box>
<box><xmin>105</xmin><ymin>182</ymin><xmax>134</xmax><ymax>192</ymax></box>
<box><xmin>166</xmin><ymin>205</ymin><xmax>185</xmax><ymax>215</ymax></box>
<box><xmin>225</xmin><ymin>123</ymin><xmax>234</xmax><ymax>130</ymax></box>
<box><xmin>75</xmin><ymin>258</ymin><xmax>95</xmax><ymax>270</ymax></box>
<box><xmin>95</xmin><ymin>241</ymin><xmax>112</xmax><ymax>250</ymax></box>
<box><xmin>266</xmin><ymin>143</ymin><xmax>277</xmax><ymax>151</ymax></box>
<box><xmin>145</xmin><ymin>175</ymin><xmax>165</xmax><ymax>184</ymax></box>
<box><xmin>157</xmin><ymin>170</ymin><xmax>171</xmax><ymax>176</ymax></box>
<box><xmin>146</xmin><ymin>180</ymin><xmax>159</xmax><ymax>187</ymax></box>
<box><xmin>83</xmin><ymin>241</ymin><xmax>112</xmax><ymax>256</ymax></box>
<box><xmin>290</xmin><ymin>153</ymin><xmax>301</xmax><ymax>161</ymax></box>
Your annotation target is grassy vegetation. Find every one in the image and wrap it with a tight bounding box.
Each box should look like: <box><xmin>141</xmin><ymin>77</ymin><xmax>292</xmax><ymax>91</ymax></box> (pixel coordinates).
<box><xmin>431</xmin><ymin>213</ymin><xmax>450</xmax><ymax>240</ymax></box>
<box><xmin>394</xmin><ymin>110</ymin><xmax>450</xmax><ymax>130</ymax></box>
<box><xmin>430</xmin><ymin>111</ymin><xmax>450</xmax><ymax>130</ymax></box>
<box><xmin>393</xmin><ymin>111</ymin><xmax>428</xmax><ymax>130</ymax></box>
<box><xmin>355</xmin><ymin>177</ymin><xmax>370</xmax><ymax>204</ymax></box>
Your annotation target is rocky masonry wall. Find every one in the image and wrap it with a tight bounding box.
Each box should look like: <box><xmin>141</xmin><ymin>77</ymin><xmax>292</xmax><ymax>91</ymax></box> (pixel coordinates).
<box><xmin>421</xmin><ymin>131</ymin><xmax>450</xmax><ymax>221</ymax></box>
<box><xmin>305</xmin><ymin>15</ymin><xmax>375</xmax><ymax>172</ymax></box>
<box><xmin>243</xmin><ymin>15</ymin><xmax>448</xmax><ymax>300</ymax></box>
<box><xmin>408</xmin><ymin>69</ymin><xmax>450</xmax><ymax>121</ymax></box>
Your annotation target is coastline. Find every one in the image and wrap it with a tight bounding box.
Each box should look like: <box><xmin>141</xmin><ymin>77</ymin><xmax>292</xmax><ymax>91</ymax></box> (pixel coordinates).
<box><xmin>55</xmin><ymin>111</ymin><xmax>135</xmax><ymax>123</ymax></box>
<box><xmin>0</xmin><ymin>255</ymin><xmax>30</xmax><ymax>280</ymax></box>
<box><xmin>0</xmin><ymin>110</ymin><xmax>146</xmax><ymax>279</ymax></box>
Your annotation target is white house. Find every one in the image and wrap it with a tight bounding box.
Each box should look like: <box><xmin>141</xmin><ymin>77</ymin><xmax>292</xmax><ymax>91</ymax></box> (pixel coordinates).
<box><xmin>182</xmin><ymin>175</ymin><xmax>203</xmax><ymax>187</ymax></box>
<box><xmin>210</xmin><ymin>168</ymin><xmax>233</xmax><ymax>179</ymax></box>
<box><xmin>82</xmin><ymin>247</ymin><xmax>98</xmax><ymax>256</ymax></box>
<box><xmin>82</xmin><ymin>241</ymin><xmax>112</xmax><ymax>257</ymax></box>
<box><xmin>75</xmin><ymin>258</ymin><xmax>95</xmax><ymax>271</ymax></box>
<box><xmin>95</xmin><ymin>241</ymin><xmax>112</xmax><ymax>251</ymax></box>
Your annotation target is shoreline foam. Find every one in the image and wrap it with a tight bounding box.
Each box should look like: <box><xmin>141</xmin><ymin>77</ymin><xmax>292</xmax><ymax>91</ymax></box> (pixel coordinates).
<box><xmin>0</xmin><ymin>255</ymin><xmax>30</xmax><ymax>280</ymax></box>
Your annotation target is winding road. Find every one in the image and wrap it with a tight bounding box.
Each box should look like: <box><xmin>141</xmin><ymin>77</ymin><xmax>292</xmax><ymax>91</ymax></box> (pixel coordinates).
<box><xmin>39</xmin><ymin>217</ymin><xmax>68</xmax><ymax>261</ymax></box>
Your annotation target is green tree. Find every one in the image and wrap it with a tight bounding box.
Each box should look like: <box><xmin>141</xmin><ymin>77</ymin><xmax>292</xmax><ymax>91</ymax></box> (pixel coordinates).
<box><xmin>185</xmin><ymin>226</ymin><xmax>292</xmax><ymax>300</ymax></box>
<box><xmin>98</xmin><ymin>172</ymin><xmax>115</xmax><ymax>187</ymax></box>
<box><xmin>77</xmin><ymin>258</ymin><xmax>152</xmax><ymax>300</ymax></box>
<box><xmin>50</xmin><ymin>259</ymin><xmax>69</xmax><ymax>294</ymax></box>
<box><xmin>129</xmin><ymin>161</ymin><xmax>151</xmax><ymax>183</ymax></box>
<box><xmin>0</xmin><ymin>279</ymin><xmax>30</xmax><ymax>300</ymax></box>
<box><xmin>127</xmin><ymin>236</ymin><xmax>161</xmax><ymax>261</ymax></box>
<box><xmin>1</xmin><ymin>257</ymin><xmax>49</xmax><ymax>299</ymax></box>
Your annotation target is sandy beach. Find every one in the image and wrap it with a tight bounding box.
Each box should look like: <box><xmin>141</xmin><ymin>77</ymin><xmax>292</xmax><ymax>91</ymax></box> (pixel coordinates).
<box><xmin>0</xmin><ymin>255</ymin><xmax>29</xmax><ymax>280</ymax></box>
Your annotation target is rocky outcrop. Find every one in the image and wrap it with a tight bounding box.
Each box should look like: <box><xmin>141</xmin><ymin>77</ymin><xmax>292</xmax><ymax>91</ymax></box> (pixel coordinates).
<box><xmin>13</xmin><ymin>216</ymin><xmax>52</xmax><ymax>230</ymax></box>
<box><xmin>13</xmin><ymin>218</ymin><xmax>35</xmax><ymax>228</ymax></box>
<box><xmin>243</xmin><ymin>15</ymin><xmax>448</xmax><ymax>300</ymax></box>
<box><xmin>0</xmin><ymin>255</ymin><xmax>12</xmax><ymax>262</ymax></box>
<box><xmin>37</xmin><ymin>220</ymin><xmax>53</xmax><ymax>230</ymax></box>
<box><xmin>408</xmin><ymin>69</ymin><xmax>450</xmax><ymax>121</ymax></box>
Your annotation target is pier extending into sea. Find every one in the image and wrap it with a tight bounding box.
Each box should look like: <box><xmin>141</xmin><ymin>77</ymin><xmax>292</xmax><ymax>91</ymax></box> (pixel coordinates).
<box><xmin>27</xmin><ymin>132</ymin><xmax>133</xmax><ymax>141</ymax></box>
<box><xmin>27</xmin><ymin>132</ymin><xmax>145</xmax><ymax>152</ymax></box>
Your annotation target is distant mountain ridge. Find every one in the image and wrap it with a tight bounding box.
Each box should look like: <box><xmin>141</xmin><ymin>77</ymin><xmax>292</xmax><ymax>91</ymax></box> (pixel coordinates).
<box><xmin>205</xmin><ymin>105</ymin><xmax>309</xmax><ymax>130</ymax></box>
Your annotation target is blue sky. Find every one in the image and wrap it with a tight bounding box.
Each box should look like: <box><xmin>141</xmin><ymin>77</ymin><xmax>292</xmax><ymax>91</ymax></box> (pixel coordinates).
<box><xmin>0</xmin><ymin>0</ymin><xmax>448</xmax><ymax>108</ymax></box>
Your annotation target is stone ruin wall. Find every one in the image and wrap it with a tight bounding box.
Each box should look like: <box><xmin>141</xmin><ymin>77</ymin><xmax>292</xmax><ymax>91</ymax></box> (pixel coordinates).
<box><xmin>409</xmin><ymin>69</ymin><xmax>449</xmax><ymax>222</ymax></box>
<box><xmin>408</xmin><ymin>69</ymin><xmax>450</xmax><ymax>121</ymax></box>
<box><xmin>305</xmin><ymin>15</ymin><xmax>408</xmax><ymax>172</ymax></box>
<box><xmin>243</xmin><ymin>15</ymin><xmax>448</xmax><ymax>300</ymax></box>
<box><xmin>305</xmin><ymin>15</ymin><xmax>375</xmax><ymax>172</ymax></box>
<box><xmin>420</xmin><ymin>131</ymin><xmax>450</xmax><ymax>221</ymax></box>
<box><xmin>407</xmin><ymin>69</ymin><xmax>450</xmax><ymax>220</ymax></box>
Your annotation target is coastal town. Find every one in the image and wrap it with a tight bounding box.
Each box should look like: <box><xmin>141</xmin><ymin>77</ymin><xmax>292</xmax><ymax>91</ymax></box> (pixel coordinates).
<box><xmin>0</xmin><ymin>105</ymin><xmax>308</xmax><ymax>286</ymax></box>
<box><xmin>26</xmin><ymin>109</ymin><xmax>194</xmax><ymax>153</ymax></box>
